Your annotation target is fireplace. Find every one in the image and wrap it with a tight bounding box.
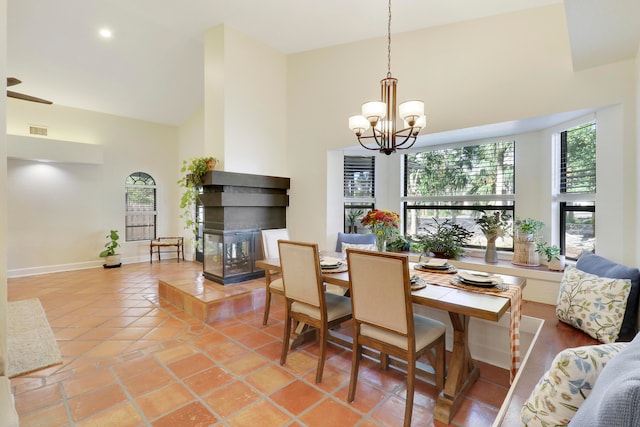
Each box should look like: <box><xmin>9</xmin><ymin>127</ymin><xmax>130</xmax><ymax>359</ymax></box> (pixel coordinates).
<box><xmin>199</xmin><ymin>171</ymin><xmax>290</xmax><ymax>284</ymax></box>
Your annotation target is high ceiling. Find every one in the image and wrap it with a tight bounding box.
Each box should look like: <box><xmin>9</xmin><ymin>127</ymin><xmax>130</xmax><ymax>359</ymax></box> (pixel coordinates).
<box><xmin>6</xmin><ymin>0</ymin><xmax>640</xmax><ymax>127</ymax></box>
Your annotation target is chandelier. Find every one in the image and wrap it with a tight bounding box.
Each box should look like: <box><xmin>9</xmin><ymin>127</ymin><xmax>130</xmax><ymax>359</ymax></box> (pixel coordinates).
<box><xmin>348</xmin><ymin>0</ymin><xmax>426</xmax><ymax>155</ymax></box>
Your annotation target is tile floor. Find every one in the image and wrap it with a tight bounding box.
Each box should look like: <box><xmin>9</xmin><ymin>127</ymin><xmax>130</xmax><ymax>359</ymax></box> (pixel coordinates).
<box><xmin>7</xmin><ymin>261</ymin><xmax>510</xmax><ymax>427</ymax></box>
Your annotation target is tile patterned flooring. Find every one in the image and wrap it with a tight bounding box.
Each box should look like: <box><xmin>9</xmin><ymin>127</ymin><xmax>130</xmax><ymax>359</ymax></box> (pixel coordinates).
<box><xmin>8</xmin><ymin>261</ymin><xmax>510</xmax><ymax>426</ymax></box>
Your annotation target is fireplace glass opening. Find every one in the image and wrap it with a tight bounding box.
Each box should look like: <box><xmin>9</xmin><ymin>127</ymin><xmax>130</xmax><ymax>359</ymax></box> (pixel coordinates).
<box><xmin>202</xmin><ymin>229</ymin><xmax>264</xmax><ymax>284</ymax></box>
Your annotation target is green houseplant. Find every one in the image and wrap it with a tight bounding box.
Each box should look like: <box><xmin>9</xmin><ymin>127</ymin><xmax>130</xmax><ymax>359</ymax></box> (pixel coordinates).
<box><xmin>414</xmin><ymin>218</ymin><xmax>473</xmax><ymax>259</ymax></box>
<box><xmin>99</xmin><ymin>229</ymin><xmax>121</xmax><ymax>267</ymax></box>
<box><xmin>346</xmin><ymin>209</ymin><xmax>364</xmax><ymax>233</ymax></box>
<box><xmin>177</xmin><ymin>157</ymin><xmax>218</xmax><ymax>244</ymax></box>
<box><xmin>513</xmin><ymin>217</ymin><xmax>544</xmax><ymax>266</ymax></box>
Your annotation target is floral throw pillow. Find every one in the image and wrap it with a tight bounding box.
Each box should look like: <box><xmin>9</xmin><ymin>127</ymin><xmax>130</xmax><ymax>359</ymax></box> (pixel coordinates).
<box><xmin>521</xmin><ymin>342</ymin><xmax>627</xmax><ymax>426</ymax></box>
<box><xmin>556</xmin><ymin>264</ymin><xmax>631</xmax><ymax>343</ymax></box>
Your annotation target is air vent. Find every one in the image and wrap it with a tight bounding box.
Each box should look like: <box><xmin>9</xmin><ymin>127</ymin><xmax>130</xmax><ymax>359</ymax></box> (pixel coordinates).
<box><xmin>29</xmin><ymin>125</ymin><xmax>48</xmax><ymax>136</ymax></box>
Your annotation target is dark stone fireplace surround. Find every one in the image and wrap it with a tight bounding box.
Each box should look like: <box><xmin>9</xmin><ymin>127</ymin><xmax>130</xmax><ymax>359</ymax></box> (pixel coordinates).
<box><xmin>200</xmin><ymin>170</ymin><xmax>290</xmax><ymax>284</ymax></box>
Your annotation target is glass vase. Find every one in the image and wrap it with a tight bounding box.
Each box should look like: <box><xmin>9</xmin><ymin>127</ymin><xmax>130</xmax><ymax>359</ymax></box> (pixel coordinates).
<box><xmin>375</xmin><ymin>234</ymin><xmax>386</xmax><ymax>252</ymax></box>
<box><xmin>485</xmin><ymin>238</ymin><xmax>498</xmax><ymax>263</ymax></box>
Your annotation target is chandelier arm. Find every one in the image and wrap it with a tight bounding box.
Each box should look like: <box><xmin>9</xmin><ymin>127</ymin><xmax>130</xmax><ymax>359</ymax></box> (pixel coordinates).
<box><xmin>393</xmin><ymin>134</ymin><xmax>417</xmax><ymax>149</ymax></box>
<box><xmin>356</xmin><ymin>135</ymin><xmax>384</xmax><ymax>151</ymax></box>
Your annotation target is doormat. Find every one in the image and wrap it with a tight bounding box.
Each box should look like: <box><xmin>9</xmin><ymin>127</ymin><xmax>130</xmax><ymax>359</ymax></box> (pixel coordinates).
<box><xmin>7</xmin><ymin>298</ymin><xmax>62</xmax><ymax>378</ymax></box>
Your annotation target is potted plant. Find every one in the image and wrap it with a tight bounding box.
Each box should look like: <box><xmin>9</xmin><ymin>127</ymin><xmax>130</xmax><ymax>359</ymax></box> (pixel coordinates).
<box><xmin>99</xmin><ymin>229</ymin><xmax>121</xmax><ymax>267</ymax></box>
<box><xmin>346</xmin><ymin>209</ymin><xmax>364</xmax><ymax>233</ymax></box>
<box><xmin>414</xmin><ymin>218</ymin><xmax>473</xmax><ymax>260</ymax></box>
<box><xmin>387</xmin><ymin>234</ymin><xmax>411</xmax><ymax>252</ymax></box>
<box><xmin>536</xmin><ymin>241</ymin><xmax>565</xmax><ymax>271</ymax></box>
<box><xmin>513</xmin><ymin>217</ymin><xmax>544</xmax><ymax>266</ymax></box>
<box><xmin>177</xmin><ymin>157</ymin><xmax>218</xmax><ymax>245</ymax></box>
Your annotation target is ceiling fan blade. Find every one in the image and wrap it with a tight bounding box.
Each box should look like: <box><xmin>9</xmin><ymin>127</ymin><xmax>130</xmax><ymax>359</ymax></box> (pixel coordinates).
<box><xmin>7</xmin><ymin>90</ymin><xmax>53</xmax><ymax>104</ymax></box>
<box><xmin>7</xmin><ymin>77</ymin><xmax>22</xmax><ymax>87</ymax></box>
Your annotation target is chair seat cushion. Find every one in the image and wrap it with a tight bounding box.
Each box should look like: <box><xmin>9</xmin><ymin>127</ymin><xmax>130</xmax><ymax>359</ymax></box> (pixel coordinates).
<box><xmin>269</xmin><ymin>278</ymin><xmax>284</xmax><ymax>292</ymax></box>
<box><xmin>556</xmin><ymin>264</ymin><xmax>631</xmax><ymax>343</ymax></box>
<box><xmin>576</xmin><ymin>252</ymin><xmax>640</xmax><ymax>341</ymax></box>
<box><xmin>361</xmin><ymin>314</ymin><xmax>446</xmax><ymax>351</ymax></box>
<box><xmin>291</xmin><ymin>293</ymin><xmax>351</xmax><ymax>321</ymax></box>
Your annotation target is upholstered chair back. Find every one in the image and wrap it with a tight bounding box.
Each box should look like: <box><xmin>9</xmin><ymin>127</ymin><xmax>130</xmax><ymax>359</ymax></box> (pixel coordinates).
<box><xmin>261</xmin><ymin>228</ymin><xmax>290</xmax><ymax>259</ymax></box>
<box><xmin>278</xmin><ymin>241</ymin><xmax>323</xmax><ymax>308</ymax></box>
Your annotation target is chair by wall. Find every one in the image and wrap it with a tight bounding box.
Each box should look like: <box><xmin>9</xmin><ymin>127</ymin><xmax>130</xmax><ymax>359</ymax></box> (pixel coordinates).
<box><xmin>346</xmin><ymin>249</ymin><xmax>446</xmax><ymax>427</ymax></box>
<box><xmin>278</xmin><ymin>240</ymin><xmax>352</xmax><ymax>383</ymax></box>
<box><xmin>260</xmin><ymin>228</ymin><xmax>289</xmax><ymax>325</ymax></box>
<box><xmin>335</xmin><ymin>232</ymin><xmax>376</xmax><ymax>253</ymax></box>
<box><xmin>149</xmin><ymin>237</ymin><xmax>184</xmax><ymax>263</ymax></box>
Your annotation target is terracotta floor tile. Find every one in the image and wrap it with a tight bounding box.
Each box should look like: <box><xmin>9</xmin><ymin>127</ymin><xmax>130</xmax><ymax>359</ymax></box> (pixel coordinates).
<box><xmin>62</xmin><ymin>369</ymin><xmax>117</xmax><ymax>398</ymax></box>
<box><xmin>14</xmin><ymin>403</ymin><xmax>69</xmax><ymax>427</ymax></box>
<box><xmin>68</xmin><ymin>383</ymin><xmax>128</xmax><ymax>421</ymax></box>
<box><xmin>206</xmin><ymin>341</ymin><xmax>249</xmax><ymax>362</ymax></box>
<box><xmin>84</xmin><ymin>340</ymin><xmax>134</xmax><ymax>357</ymax></box>
<box><xmin>202</xmin><ymin>381</ymin><xmax>260</xmax><ymax>418</ymax></box>
<box><xmin>336</xmin><ymin>381</ymin><xmax>388</xmax><ymax>414</ymax></box>
<box><xmin>245</xmin><ymin>364</ymin><xmax>295</xmax><ymax>394</ymax></box>
<box><xmin>111</xmin><ymin>354</ymin><xmax>162</xmax><ymax>378</ymax></box>
<box><xmin>74</xmin><ymin>402</ymin><xmax>145</xmax><ymax>427</ymax></box>
<box><xmin>183</xmin><ymin>366</ymin><xmax>235</xmax><ymax>396</ymax></box>
<box><xmin>299</xmin><ymin>397</ymin><xmax>363</xmax><ymax>427</ymax></box>
<box><xmin>226</xmin><ymin>399</ymin><xmax>292</xmax><ymax>427</ymax></box>
<box><xmin>269</xmin><ymin>380</ymin><xmax>325</xmax><ymax>415</ymax></box>
<box><xmin>121</xmin><ymin>367</ymin><xmax>175</xmax><ymax>397</ymax></box>
<box><xmin>14</xmin><ymin>383</ymin><xmax>63</xmax><ymax>414</ymax></box>
<box><xmin>152</xmin><ymin>401</ymin><xmax>217</xmax><ymax>427</ymax></box>
<box><xmin>136</xmin><ymin>383</ymin><xmax>194</xmax><ymax>420</ymax></box>
<box><xmin>224</xmin><ymin>352</ymin><xmax>269</xmax><ymax>376</ymax></box>
<box><xmin>167</xmin><ymin>353</ymin><xmax>215</xmax><ymax>377</ymax></box>
<box><xmin>153</xmin><ymin>343</ymin><xmax>198</xmax><ymax>364</ymax></box>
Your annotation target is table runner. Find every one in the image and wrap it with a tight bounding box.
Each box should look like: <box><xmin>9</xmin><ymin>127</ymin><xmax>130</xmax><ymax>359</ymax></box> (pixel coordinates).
<box><xmin>412</xmin><ymin>268</ymin><xmax>522</xmax><ymax>382</ymax></box>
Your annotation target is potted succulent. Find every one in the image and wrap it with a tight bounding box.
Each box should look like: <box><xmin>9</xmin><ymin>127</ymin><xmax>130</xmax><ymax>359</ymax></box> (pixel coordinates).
<box><xmin>414</xmin><ymin>218</ymin><xmax>473</xmax><ymax>260</ymax></box>
<box><xmin>536</xmin><ymin>242</ymin><xmax>565</xmax><ymax>271</ymax></box>
<box><xmin>177</xmin><ymin>157</ymin><xmax>218</xmax><ymax>244</ymax></box>
<box><xmin>99</xmin><ymin>229</ymin><xmax>121</xmax><ymax>267</ymax></box>
<box><xmin>513</xmin><ymin>217</ymin><xmax>544</xmax><ymax>266</ymax></box>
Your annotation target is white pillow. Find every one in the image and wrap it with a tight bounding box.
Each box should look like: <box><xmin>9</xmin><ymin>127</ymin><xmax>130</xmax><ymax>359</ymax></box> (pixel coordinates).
<box><xmin>556</xmin><ymin>264</ymin><xmax>631</xmax><ymax>343</ymax></box>
<box><xmin>341</xmin><ymin>242</ymin><xmax>377</xmax><ymax>253</ymax></box>
<box><xmin>521</xmin><ymin>342</ymin><xmax>627</xmax><ymax>426</ymax></box>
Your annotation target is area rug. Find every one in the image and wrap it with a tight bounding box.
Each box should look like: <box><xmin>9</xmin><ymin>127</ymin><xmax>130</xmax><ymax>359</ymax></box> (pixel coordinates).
<box><xmin>7</xmin><ymin>298</ymin><xmax>62</xmax><ymax>378</ymax></box>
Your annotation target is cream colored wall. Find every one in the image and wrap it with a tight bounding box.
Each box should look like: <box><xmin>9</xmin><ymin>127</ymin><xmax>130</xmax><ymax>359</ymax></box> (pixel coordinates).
<box><xmin>1</xmin><ymin>0</ymin><xmax>8</xmax><ymax>376</ymax></box>
<box><xmin>288</xmin><ymin>4</ymin><xmax>638</xmax><ymax>266</ymax></box>
<box><xmin>6</xmin><ymin>102</ymin><xmax>180</xmax><ymax>276</ymax></box>
<box><xmin>203</xmin><ymin>25</ymin><xmax>287</xmax><ymax>177</ymax></box>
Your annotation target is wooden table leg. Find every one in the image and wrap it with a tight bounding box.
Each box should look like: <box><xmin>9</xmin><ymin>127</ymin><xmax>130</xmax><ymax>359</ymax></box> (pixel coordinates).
<box><xmin>434</xmin><ymin>312</ymin><xmax>480</xmax><ymax>424</ymax></box>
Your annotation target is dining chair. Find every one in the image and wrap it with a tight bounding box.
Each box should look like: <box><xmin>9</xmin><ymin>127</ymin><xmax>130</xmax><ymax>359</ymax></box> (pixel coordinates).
<box><xmin>260</xmin><ymin>228</ymin><xmax>290</xmax><ymax>325</ymax></box>
<box><xmin>278</xmin><ymin>240</ymin><xmax>352</xmax><ymax>383</ymax></box>
<box><xmin>346</xmin><ymin>249</ymin><xmax>446</xmax><ymax>427</ymax></box>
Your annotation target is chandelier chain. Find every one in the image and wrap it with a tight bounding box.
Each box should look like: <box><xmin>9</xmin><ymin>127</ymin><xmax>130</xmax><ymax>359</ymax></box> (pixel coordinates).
<box><xmin>387</xmin><ymin>0</ymin><xmax>392</xmax><ymax>78</ymax></box>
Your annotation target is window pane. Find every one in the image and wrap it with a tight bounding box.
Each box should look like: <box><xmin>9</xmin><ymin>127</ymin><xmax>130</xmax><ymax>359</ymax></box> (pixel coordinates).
<box><xmin>561</xmin><ymin>122</ymin><xmax>596</xmax><ymax>194</ymax></box>
<box><xmin>344</xmin><ymin>156</ymin><xmax>375</xmax><ymax>198</ymax></box>
<box><xmin>561</xmin><ymin>202</ymin><xmax>595</xmax><ymax>260</ymax></box>
<box><xmin>405</xmin><ymin>204</ymin><xmax>514</xmax><ymax>250</ymax></box>
<box><xmin>125</xmin><ymin>172</ymin><xmax>157</xmax><ymax>241</ymax></box>
<box><xmin>344</xmin><ymin>203</ymin><xmax>374</xmax><ymax>234</ymax></box>
<box><xmin>405</xmin><ymin>141</ymin><xmax>514</xmax><ymax>197</ymax></box>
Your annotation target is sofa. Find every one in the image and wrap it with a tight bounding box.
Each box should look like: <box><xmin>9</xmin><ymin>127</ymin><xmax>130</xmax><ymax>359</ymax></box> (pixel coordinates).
<box><xmin>521</xmin><ymin>252</ymin><xmax>640</xmax><ymax>426</ymax></box>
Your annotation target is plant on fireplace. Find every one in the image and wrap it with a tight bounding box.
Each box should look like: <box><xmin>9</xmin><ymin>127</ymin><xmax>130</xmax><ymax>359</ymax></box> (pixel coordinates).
<box><xmin>177</xmin><ymin>157</ymin><xmax>218</xmax><ymax>245</ymax></box>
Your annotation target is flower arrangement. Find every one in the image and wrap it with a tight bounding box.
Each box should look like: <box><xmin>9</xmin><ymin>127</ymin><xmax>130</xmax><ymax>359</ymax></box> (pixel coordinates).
<box><xmin>361</xmin><ymin>209</ymin><xmax>400</xmax><ymax>251</ymax></box>
<box><xmin>475</xmin><ymin>211</ymin><xmax>512</xmax><ymax>242</ymax></box>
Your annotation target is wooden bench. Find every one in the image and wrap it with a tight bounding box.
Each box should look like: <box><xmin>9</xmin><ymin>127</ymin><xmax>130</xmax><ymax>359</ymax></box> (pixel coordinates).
<box><xmin>149</xmin><ymin>237</ymin><xmax>185</xmax><ymax>263</ymax></box>
<box><xmin>495</xmin><ymin>300</ymin><xmax>598</xmax><ymax>426</ymax></box>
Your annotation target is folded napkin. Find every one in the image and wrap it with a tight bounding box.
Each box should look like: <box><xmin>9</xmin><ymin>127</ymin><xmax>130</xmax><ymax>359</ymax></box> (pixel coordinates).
<box><xmin>422</xmin><ymin>258</ymin><xmax>448</xmax><ymax>267</ymax></box>
<box><xmin>320</xmin><ymin>257</ymin><xmax>343</xmax><ymax>267</ymax></box>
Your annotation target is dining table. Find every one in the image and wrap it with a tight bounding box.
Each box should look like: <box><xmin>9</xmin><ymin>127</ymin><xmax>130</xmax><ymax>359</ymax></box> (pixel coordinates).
<box><xmin>255</xmin><ymin>255</ymin><xmax>526</xmax><ymax>424</ymax></box>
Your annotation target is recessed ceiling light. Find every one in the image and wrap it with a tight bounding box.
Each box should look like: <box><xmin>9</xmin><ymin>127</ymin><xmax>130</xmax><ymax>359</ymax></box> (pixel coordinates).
<box><xmin>99</xmin><ymin>28</ymin><xmax>113</xmax><ymax>39</ymax></box>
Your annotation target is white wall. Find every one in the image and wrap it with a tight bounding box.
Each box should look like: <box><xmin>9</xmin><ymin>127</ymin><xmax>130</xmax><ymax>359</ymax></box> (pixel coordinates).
<box><xmin>6</xmin><ymin>101</ymin><xmax>180</xmax><ymax>276</ymax></box>
<box><xmin>1</xmin><ymin>0</ymin><xmax>8</xmax><ymax>376</ymax></box>
<box><xmin>203</xmin><ymin>25</ymin><xmax>288</xmax><ymax>177</ymax></box>
<box><xmin>288</xmin><ymin>5</ymin><xmax>638</xmax><ymax>265</ymax></box>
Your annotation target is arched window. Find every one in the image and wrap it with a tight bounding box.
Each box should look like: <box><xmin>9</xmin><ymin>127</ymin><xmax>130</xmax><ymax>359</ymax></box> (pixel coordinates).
<box><xmin>125</xmin><ymin>172</ymin><xmax>156</xmax><ymax>241</ymax></box>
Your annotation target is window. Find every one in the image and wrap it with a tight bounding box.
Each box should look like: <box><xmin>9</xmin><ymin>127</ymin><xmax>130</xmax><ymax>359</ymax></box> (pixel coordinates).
<box><xmin>403</xmin><ymin>141</ymin><xmax>515</xmax><ymax>250</ymax></box>
<box><xmin>558</xmin><ymin>122</ymin><xmax>596</xmax><ymax>259</ymax></box>
<box><xmin>125</xmin><ymin>172</ymin><xmax>156</xmax><ymax>241</ymax></box>
<box><xmin>344</xmin><ymin>156</ymin><xmax>375</xmax><ymax>233</ymax></box>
